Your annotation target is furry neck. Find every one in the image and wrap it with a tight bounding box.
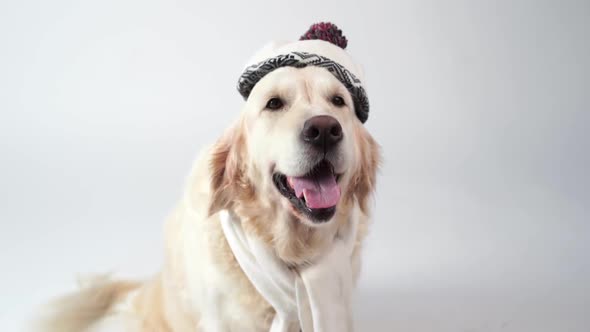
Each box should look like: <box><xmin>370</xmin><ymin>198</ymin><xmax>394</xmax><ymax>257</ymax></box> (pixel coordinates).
<box><xmin>230</xmin><ymin>194</ymin><xmax>353</xmax><ymax>266</ymax></box>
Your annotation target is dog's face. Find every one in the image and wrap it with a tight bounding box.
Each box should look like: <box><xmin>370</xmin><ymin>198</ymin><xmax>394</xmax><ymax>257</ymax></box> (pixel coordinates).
<box><xmin>245</xmin><ymin>66</ymin><xmax>359</xmax><ymax>225</ymax></box>
<box><xmin>210</xmin><ymin>66</ymin><xmax>379</xmax><ymax>227</ymax></box>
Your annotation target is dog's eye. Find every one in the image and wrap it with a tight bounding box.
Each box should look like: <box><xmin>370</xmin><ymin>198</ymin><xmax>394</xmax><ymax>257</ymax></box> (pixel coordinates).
<box><xmin>331</xmin><ymin>95</ymin><xmax>346</xmax><ymax>107</ymax></box>
<box><xmin>265</xmin><ymin>97</ymin><xmax>284</xmax><ymax>110</ymax></box>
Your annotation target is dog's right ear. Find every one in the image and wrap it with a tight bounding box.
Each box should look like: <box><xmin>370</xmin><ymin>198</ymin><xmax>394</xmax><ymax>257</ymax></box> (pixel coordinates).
<box><xmin>208</xmin><ymin>121</ymin><xmax>248</xmax><ymax>216</ymax></box>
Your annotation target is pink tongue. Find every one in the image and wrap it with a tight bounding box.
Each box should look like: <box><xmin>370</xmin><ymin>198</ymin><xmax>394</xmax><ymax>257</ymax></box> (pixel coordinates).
<box><xmin>287</xmin><ymin>167</ymin><xmax>340</xmax><ymax>209</ymax></box>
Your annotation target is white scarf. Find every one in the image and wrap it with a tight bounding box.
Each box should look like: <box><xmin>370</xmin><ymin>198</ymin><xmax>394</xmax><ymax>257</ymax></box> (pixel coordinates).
<box><xmin>219</xmin><ymin>209</ymin><xmax>358</xmax><ymax>332</ymax></box>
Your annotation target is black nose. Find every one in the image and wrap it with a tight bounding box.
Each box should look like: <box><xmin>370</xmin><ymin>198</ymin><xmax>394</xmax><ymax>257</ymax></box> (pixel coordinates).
<box><xmin>301</xmin><ymin>115</ymin><xmax>343</xmax><ymax>151</ymax></box>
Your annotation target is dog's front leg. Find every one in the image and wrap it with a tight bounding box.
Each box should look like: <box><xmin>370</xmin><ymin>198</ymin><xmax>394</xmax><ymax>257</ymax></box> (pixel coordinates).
<box><xmin>197</xmin><ymin>289</ymin><xmax>231</xmax><ymax>332</ymax></box>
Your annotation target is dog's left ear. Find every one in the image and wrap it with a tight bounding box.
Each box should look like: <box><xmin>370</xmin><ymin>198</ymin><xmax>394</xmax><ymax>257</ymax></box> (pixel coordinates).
<box><xmin>208</xmin><ymin>121</ymin><xmax>249</xmax><ymax>216</ymax></box>
<box><xmin>351</xmin><ymin>126</ymin><xmax>381</xmax><ymax>214</ymax></box>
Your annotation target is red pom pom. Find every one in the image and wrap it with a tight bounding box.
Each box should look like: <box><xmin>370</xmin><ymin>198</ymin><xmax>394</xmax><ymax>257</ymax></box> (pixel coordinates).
<box><xmin>300</xmin><ymin>22</ymin><xmax>348</xmax><ymax>49</ymax></box>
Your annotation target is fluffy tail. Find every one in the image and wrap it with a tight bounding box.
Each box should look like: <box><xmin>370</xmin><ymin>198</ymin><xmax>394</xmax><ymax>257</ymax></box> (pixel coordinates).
<box><xmin>31</xmin><ymin>276</ymin><xmax>140</xmax><ymax>332</ymax></box>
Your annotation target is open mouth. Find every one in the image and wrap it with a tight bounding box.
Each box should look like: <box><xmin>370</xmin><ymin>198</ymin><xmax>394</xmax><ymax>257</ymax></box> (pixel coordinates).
<box><xmin>273</xmin><ymin>160</ymin><xmax>341</xmax><ymax>223</ymax></box>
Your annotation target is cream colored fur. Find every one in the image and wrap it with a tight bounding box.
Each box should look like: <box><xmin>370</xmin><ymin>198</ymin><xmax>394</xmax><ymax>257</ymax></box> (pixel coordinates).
<box><xmin>34</xmin><ymin>66</ymin><xmax>380</xmax><ymax>332</ymax></box>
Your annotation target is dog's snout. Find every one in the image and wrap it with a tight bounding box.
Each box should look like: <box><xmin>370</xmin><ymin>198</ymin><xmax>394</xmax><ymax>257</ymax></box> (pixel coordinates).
<box><xmin>301</xmin><ymin>115</ymin><xmax>343</xmax><ymax>150</ymax></box>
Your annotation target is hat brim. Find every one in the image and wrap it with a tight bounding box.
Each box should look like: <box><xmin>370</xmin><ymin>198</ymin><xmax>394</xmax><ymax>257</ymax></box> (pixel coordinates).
<box><xmin>237</xmin><ymin>52</ymin><xmax>369</xmax><ymax>124</ymax></box>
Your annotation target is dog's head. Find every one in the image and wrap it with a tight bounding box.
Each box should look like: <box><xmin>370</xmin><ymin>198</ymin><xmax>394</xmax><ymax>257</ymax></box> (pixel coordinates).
<box><xmin>209</xmin><ymin>65</ymin><xmax>379</xmax><ymax>227</ymax></box>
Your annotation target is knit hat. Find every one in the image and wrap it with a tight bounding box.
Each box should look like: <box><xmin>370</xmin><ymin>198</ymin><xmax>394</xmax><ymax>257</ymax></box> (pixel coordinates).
<box><xmin>237</xmin><ymin>22</ymin><xmax>369</xmax><ymax>123</ymax></box>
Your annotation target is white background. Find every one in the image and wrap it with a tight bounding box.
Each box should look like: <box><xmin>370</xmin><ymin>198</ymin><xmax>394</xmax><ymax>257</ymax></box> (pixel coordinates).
<box><xmin>1</xmin><ymin>0</ymin><xmax>589</xmax><ymax>331</ymax></box>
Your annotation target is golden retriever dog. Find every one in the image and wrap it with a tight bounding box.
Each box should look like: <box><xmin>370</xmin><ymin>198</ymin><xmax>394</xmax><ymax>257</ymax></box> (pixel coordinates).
<box><xmin>35</xmin><ymin>23</ymin><xmax>380</xmax><ymax>332</ymax></box>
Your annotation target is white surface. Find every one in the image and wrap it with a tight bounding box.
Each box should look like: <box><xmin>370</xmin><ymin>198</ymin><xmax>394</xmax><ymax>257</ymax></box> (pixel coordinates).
<box><xmin>1</xmin><ymin>0</ymin><xmax>589</xmax><ymax>331</ymax></box>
